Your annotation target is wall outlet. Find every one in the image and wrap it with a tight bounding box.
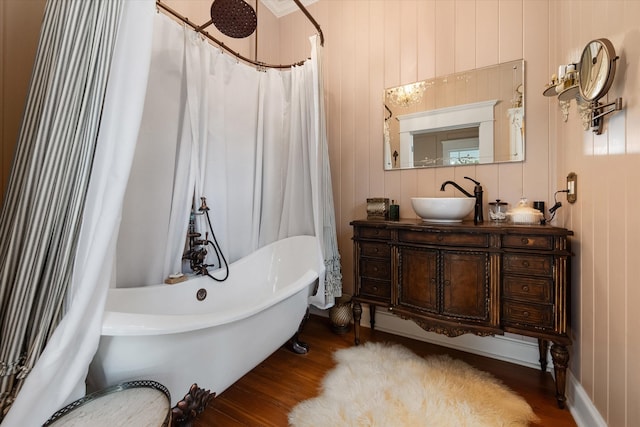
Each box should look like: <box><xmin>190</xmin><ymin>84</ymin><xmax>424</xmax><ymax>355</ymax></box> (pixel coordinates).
<box><xmin>567</xmin><ymin>172</ymin><xmax>577</xmax><ymax>203</ymax></box>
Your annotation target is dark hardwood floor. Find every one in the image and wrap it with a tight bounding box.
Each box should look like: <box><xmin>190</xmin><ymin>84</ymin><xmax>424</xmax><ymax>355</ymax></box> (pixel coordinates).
<box><xmin>194</xmin><ymin>315</ymin><xmax>577</xmax><ymax>426</ymax></box>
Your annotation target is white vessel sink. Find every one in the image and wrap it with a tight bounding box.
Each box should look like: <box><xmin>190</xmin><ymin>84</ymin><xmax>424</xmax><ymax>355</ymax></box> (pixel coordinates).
<box><xmin>411</xmin><ymin>197</ymin><xmax>475</xmax><ymax>222</ymax></box>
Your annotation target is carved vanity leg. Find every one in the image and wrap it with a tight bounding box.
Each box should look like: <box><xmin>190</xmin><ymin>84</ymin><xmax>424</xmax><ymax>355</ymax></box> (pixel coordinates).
<box><xmin>287</xmin><ymin>307</ymin><xmax>310</xmax><ymax>354</ymax></box>
<box><xmin>550</xmin><ymin>343</ymin><xmax>570</xmax><ymax>409</ymax></box>
<box><xmin>538</xmin><ymin>338</ymin><xmax>549</xmax><ymax>372</ymax></box>
<box><xmin>353</xmin><ymin>301</ymin><xmax>362</xmax><ymax>345</ymax></box>
<box><xmin>369</xmin><ymin>304</ymin><xmax>376</xmax><ymax>330</ymax></box>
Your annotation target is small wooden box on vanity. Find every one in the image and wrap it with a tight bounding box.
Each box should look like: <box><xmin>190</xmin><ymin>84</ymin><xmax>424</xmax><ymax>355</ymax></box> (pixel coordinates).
<box><xmin>350</xmin><ymin>218</ymin><xmax>573</xmax><ymax>408</ymax></box>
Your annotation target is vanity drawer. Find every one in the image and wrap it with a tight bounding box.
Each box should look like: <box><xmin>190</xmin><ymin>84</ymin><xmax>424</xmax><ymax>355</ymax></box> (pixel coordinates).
<box><xmin>360</xmin><ymin>241</ymin><xmax>391</xmax><ymax>258</ymax></box>
<box><xmin>359</xmin><ymin>278</ymin><xmax>391</xmax><ymax>299</ymax></box>
<box><xmin>502</xmin><ymin>234</ymin><xmax>553</xmax><ymax>250</ymax></box>
<box><xmin>360</xmin><ymin>258</ymin><xmax>391</xmax><ymax>280</ymax></box>
<box><xmin>502</xmin><ymin>300</ymin><xmax>553</xmax><ymax>329</ymax></box>
<box><xmin>398</xmin><ymin>230</ymin><xmax>489</xmax><ymax>247</ymax></box>
<box><xmin>503</xmin><ymin>275</ymin><xmax>552</xmax><ymax>304</ymax></box>
<box><xmin>503</xmin><ymin>254</ymin><xmax>553</xmax><ymax>276</ymax></box>
<box><xmin>357</xmin><ymin>227</ymin><xmax>391</xmax><ymax>240</ymax></box>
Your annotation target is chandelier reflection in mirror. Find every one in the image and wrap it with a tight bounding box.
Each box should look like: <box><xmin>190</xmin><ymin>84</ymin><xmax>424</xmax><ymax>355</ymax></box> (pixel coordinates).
<box><xmin>386</xmin><ymin>81</ymin><xmax>431</xmax><ymax>107</ymax></box>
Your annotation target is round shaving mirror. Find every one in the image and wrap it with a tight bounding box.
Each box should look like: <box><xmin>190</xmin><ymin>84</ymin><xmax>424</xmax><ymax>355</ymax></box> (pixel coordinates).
<box><xmin>578</xmin><ymin>38</ymin><xmax>617</xmax><ymax>102</ymax></box>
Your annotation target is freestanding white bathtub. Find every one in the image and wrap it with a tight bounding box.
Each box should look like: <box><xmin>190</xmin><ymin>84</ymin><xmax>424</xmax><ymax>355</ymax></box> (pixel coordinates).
<box><xmin>88</xmin><ymin>235</ymin><xmax>324</xmax><ymax>403</ymax></box>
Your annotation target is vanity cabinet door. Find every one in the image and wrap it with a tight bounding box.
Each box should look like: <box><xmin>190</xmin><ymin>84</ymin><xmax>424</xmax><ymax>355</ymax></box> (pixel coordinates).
<box><xmin>441</xmin><ymin>250</ymin><xmax>489</xmax><ymax>321</ymax></box>
<box><xmin>397</xmin><ymin>247</ymin><xmax>489</xmax><ymax>322</ymax></box>
<box><xmin>398</xmin><ymin>247</ymin><xmax>438</xmax><ymax>313</ymax></box>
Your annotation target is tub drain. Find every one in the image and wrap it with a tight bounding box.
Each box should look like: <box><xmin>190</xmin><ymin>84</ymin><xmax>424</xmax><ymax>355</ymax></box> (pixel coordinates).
<box><xmin>196</xmin><ymin>288</ymin><xmax>207</xmax><ymax>301</ymax></box>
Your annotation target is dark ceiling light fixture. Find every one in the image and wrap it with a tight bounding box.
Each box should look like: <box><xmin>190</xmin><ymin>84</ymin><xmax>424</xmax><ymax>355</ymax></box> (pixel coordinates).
<box><xmin>210</xmin><ymin>0</ymin><xmax>257</xmax><ymax>39</ymax></box>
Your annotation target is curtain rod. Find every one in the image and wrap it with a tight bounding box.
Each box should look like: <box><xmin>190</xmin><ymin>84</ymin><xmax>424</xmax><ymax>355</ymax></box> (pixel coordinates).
<box><xmin>155</xmin><ymin>0</ymin><xmax>324</xmax><ymax>70</ymax></box>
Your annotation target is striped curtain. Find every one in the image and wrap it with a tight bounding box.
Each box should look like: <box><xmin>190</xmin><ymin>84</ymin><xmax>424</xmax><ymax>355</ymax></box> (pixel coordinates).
<box><xmin>0</xmin><ymin>0</ymin><xmax>124</xmax><ymax>419</ymax></box>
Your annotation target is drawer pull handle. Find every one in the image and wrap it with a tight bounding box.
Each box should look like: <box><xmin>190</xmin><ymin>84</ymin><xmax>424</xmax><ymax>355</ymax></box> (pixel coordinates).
<box><xmin>372</xmin><ymin>286</ymin><xmax>378</xmax><ymax>292</ymax></box>
<box><xmin>522</xmin><ymin>285</ymin><xmax>530</xmax><ymax>292</ymax></box>
<box><xmin>374</xmin><ymin>248</ymin><xmax>379</xmax><ymax>253</ymax></box>
<box><xmin>443</xmin><ymin>280</ymin><xmax>451</xmax><ymax>286</ymax></box>
<box><xmin>523</xmin><ymin>311</ymin><xmax>530</xmax><ymax>317</ymax></box>
<box><xmin>373</xmin><ymin>230</ymin><xmax>380</xmax><ymax>235</ymax></box>
<box><xmin>373</xmin><ymin>267</ymin><xmax>378</xmax><ymax>272</ymax></box>
<box><xmin>437</xmin><ymin>235</ymin><xmax>444</xmax><ymax>242</ymax></box>
<box><xmin>521</xmin><ymin>237</ymin><xmax>530</xmax><ymax>245</ymax></box>
<box><xmin>522</xmin><ymin>260</ymin><xmax>530</xmax><ymax>268</ymax></box>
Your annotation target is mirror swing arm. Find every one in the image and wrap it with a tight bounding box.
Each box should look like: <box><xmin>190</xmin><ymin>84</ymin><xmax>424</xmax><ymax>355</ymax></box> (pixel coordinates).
<box><xmin>588</xmin><ymin>97</ymin><xmax>623</xmax><ymax>135</ymax></box>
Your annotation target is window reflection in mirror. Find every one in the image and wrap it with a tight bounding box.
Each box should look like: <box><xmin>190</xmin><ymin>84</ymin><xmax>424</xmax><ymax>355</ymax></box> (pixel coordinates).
<box><xmin>384</xmin><ymin>60</ymin><xmax>524</xmax><ymax>170</ymax></box>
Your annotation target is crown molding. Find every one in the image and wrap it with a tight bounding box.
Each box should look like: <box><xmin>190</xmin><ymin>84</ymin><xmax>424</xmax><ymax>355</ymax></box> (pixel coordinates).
<box><xmin>260</xmin><ymin>0</ymin><xmax>318</xmax><ymax>18</ymax></box>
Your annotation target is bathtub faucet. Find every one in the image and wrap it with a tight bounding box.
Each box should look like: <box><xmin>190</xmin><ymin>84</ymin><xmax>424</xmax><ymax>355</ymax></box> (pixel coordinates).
<box><xmin>184</xmin><ymin>245</ymin><xmax>208</xmax><ymax>275</ymax></box>
<box><xmin>184</xmin><ymin>196</ymin><xmax>230</xmax><ymax>281</ymax></box>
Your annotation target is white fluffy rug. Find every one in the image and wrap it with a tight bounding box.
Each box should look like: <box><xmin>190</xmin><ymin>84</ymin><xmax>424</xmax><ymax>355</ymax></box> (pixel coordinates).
<box><xmin>289</xmin><ymin>342</ymin><xmax>538</xmax><ymax>427</ymax></box>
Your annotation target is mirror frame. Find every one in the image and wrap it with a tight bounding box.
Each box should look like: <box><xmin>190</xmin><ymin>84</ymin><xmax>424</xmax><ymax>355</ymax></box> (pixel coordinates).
<box><xmin>383</xmin><ymin>59</ymin><xmax>525</xmax><ymax>170</ymax></box>
<box><xmin>578</xmin><ymin>38</ymin><xmax>617</xmax><ymax>102</ymax></box>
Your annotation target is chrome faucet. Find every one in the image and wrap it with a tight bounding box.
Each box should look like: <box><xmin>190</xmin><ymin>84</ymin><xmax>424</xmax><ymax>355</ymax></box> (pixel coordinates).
<box><xmin>440</xmin><ymin>176</ymin><xmax>484</xmax><ymax>224</ymax></box>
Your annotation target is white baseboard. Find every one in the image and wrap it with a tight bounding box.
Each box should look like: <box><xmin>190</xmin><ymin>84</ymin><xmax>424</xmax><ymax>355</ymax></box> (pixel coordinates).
<box><xmin>312</xmin><ymin>305</ymin><xmax>605</xmax><ymax>427</ymax></box>
<box><xmin>567</xmin><ymin>371</ymin><xmax>607</xmax><ymax>427</ymax></box>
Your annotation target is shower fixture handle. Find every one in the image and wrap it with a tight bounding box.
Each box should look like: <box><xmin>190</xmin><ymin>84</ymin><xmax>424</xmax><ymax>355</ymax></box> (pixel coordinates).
<box><xmin>199</xmin><ymin>197</ymin><xmax>210</xmax><ymax>212</ymax></box>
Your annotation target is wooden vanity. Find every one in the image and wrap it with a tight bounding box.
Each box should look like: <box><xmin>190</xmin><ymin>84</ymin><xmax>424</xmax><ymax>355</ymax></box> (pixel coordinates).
<box><xmin>350</xmin><ymin>218</ymin><xmax>573</xmax><ymax>408</ymax></box>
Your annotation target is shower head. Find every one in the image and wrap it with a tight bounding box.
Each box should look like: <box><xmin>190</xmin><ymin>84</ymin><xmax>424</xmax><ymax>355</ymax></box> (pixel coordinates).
<box><xmin>210</xmin><ymin>0</ymin><xmax>257</xmax><ymax>39</ymax></box>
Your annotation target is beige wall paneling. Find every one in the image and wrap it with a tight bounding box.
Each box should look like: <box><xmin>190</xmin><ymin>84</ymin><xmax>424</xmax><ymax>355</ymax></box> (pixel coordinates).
<box><xmin>552</xmin><ymin>0</ymin><xmax>639</xmax><ymax>424</ymax></box>
<box><xmin>397</xmin><ymin>0</ymin><xmax>418</xmax><ymax>218</ymax></box>
<box><xmin>498</xmin><ymin>0</ymin><xmax>523</xmax><ymax>63</ymax></box>
<box><xmin>416</xmin><ymin>0</ymin><xmax>435</xmax><ymax>81</ymax></box>
<box><xmin>475</xmin><ymin>0</ymin><xmax>499</xmax><ymax>68</ymax></box>
<box><xmin>1</xmin><ymin>0</ymin><xmax>46</xmax><ymax>205</ymax></box>
<box><xmin>623</xmin><ymin>0</ymin><xmax>640</xmax><ymax>423</ymax></box>
<box><xmin>603</xmin><ymin>5</ymin><xmax>628</xmax><ymax>425</ymax></box>
<box><xmin>522</xmin><ymin>0</ymin><xmax>550</xmax><ymax>203</ymax></box>
<box><xmin>368</xmin><ymin>0</ymin><xmax>385</xmax><ymax>220</ymax></box>
<box><xmin>353</xmin><ymin>0</ymin><xmax>371</xmax><ymax>288</ymax></box>
<box><xmin>381</xmin><ymin>0</ymin><xmax>402</xmax><ymax>225</ymax></box>
<box><xmin>454</xmin><ymin>0</ymin><xmax>475</xmax><ymax>72</ymax></box>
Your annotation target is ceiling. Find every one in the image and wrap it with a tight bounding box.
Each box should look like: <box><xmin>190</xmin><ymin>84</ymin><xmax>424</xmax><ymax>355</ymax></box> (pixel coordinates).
<box><xmin>260</xmin><ymin>0</ymin><xmax>318</xmax><ymax>18</ymax></box>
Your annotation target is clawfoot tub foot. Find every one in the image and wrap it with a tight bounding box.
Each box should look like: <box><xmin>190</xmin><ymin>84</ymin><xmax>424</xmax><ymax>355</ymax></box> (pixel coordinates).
<box><xmin>287</xmin><ymin>307</ymin><xmax>310</xmax><ymax>354</ymax></box>
<box><xmin>171</xmin><ymin>383</ymin><xmax>215</xmax><ymax>427</ymax></box>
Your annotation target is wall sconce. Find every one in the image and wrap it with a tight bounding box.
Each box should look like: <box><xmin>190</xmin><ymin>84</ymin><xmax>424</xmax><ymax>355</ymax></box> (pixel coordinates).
<box><xmin>543</xmin><ymin>38</ymin><xmax>623</xmax><ymax>135</ymax></box>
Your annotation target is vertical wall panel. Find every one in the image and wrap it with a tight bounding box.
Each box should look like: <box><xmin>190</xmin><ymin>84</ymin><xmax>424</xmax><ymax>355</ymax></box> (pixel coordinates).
<box><xmin>0</xmin><ymin>0</ymin><xmax>46</xmax><ymax>206</ymax></box>
<box><xmin>475</xmin><ymin>0</ymin><xmax>498</xmax><ymax>67</ymax></box>
<box><xmin>454</xmin><ymin>0</ymin><xmax>475</xmax><ymax>72</ymax></box>
<box><xmin>522</xmin><ymin>0</ymin><xmax>549</xmax><ymax>201</ymax></box>
<box><xmin>498</xmin><ymin>0</ymin><xmax>523</xmax><ymax>61</ymax></box>
<box><xmin>368</xmin><ymin>0</ymin><xmax>385</xmax><ymax>213</ymax></box>
<box><xmin>623</xmin><ymin>0</ymin><xmax>640</xmax><ymax>422</ymax></box>
<box><xmin>399</xmin><ymin>0</ymin><xmax>418</xmax><ymax>83</ymax></box>
<box><xmin>416</xmin><ymin>0</ymin><xmax>435</xmax><ymax>81</ymax></box>
<box><xmin>353</xmin><ymin>0</ymin><xmax>371</xmax><ymax>232</ymax></box>
<box><xmin>337</xmin><ymin>1</ymin><xmax>356</xmax><ymax>296</ymax></box>
<box><xmin>434</xmin><ymin>0</ymin><xmax>454</xmax><ymax>76</ymax></box>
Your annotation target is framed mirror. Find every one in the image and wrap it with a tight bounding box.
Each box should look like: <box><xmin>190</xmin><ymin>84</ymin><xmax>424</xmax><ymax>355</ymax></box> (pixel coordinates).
<box><xmin>384</xmin><ymin>60</ymin><xmax>525</xmax><ymax>170</ymax></box>
<box><xmin>578</xmin><ymin>38</ymin><xmax>617</xmax><ymax>102</ymax></box>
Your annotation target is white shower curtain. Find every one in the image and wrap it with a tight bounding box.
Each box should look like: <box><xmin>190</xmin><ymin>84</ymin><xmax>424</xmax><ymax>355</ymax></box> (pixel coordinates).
<box><xmin>117</xmin><ymin>14</ymin><xmax>340</xmax><ymax>307</ymax></box>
